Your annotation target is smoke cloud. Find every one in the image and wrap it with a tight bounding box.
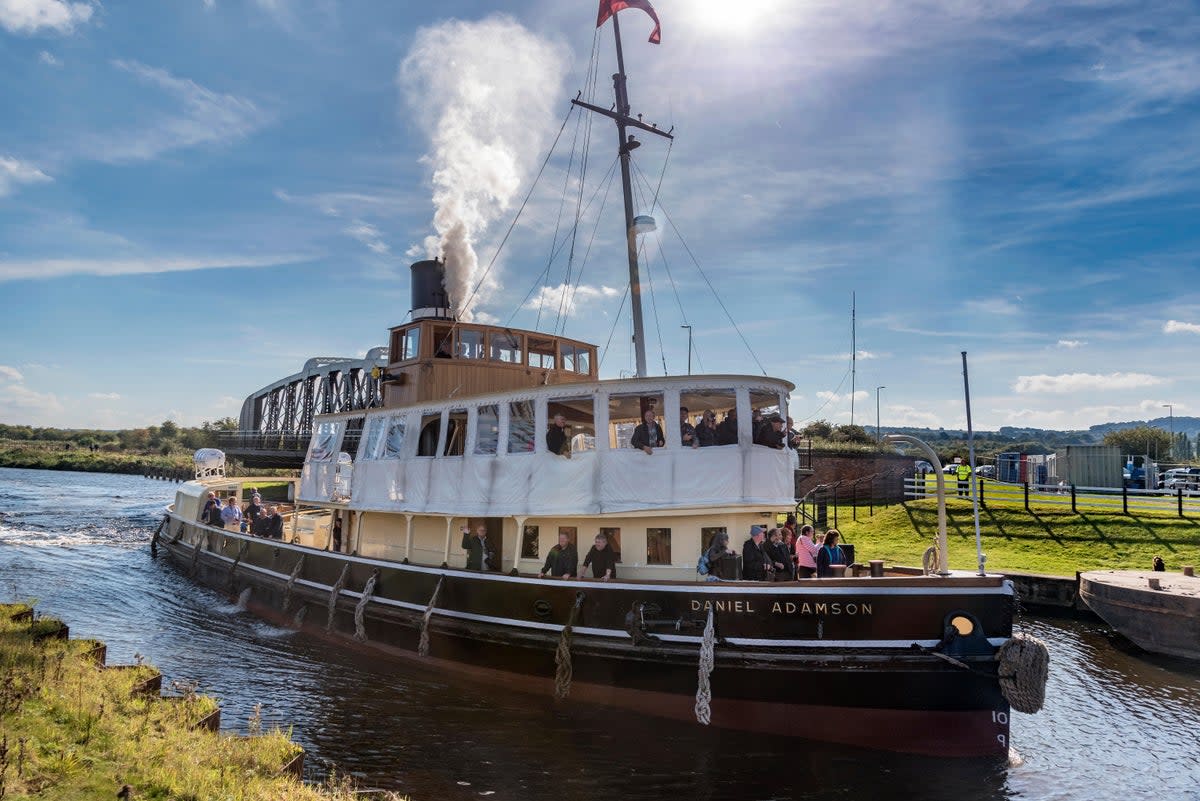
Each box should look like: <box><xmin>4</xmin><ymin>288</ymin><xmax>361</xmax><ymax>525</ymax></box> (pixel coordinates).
<box><xmin>400</xmin><ymin>15</ymin><xmax>568</xmax><ymax>320</ymax></box>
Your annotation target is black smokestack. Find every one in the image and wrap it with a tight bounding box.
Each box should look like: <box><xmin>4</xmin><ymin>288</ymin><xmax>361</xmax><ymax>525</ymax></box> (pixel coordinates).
<box><xmin>410</xmin><ymin>259</ymin><xmax>451</xmax><ymax>320</ymax></box>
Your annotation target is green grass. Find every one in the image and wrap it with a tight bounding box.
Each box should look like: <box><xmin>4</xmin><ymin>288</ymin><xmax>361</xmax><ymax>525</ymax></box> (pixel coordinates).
<box><xmin>0</xmin><ymin>607</ymin><xmax>404</xmax><ymax>800</ymax></box>
<box><xmin>836</xmin><ymin>498</ymin><xmax>1200</xmax><ymax>576</ymax></box>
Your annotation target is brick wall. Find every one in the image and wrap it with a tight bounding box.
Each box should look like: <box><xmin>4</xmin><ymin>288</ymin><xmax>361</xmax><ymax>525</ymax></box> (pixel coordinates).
<box><xmin>795</xmin><ymin>452</ymin><xmax>914</xmax><ymax>501</ymax></box>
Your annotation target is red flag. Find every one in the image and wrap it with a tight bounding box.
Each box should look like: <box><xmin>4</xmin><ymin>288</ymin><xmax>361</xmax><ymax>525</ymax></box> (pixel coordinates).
<box><xmin>596</xmin><ymin>0</ymin><xmax>661</xmax><ymax>44</ymax></box>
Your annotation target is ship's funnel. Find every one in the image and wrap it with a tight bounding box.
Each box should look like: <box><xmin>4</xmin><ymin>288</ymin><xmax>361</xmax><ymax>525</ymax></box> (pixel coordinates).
<box><xmin>410</xmin><ymin>259</ymin><xmax>452</xmax><ymax>321</ymax></box>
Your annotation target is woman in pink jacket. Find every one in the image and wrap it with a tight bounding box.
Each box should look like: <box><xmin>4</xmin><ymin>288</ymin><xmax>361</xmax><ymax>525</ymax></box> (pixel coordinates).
<box><xmin>794</xmin><ymin>524</ymin><xmax>821</xmax><ymax>579</ymax></box>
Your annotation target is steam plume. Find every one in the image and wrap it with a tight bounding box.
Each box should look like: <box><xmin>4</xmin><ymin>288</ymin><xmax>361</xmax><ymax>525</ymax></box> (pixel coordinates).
<box><xmin>400</xmin><ymin>16</ymin><xmax>568</xmax><ymax>320</ymax></box>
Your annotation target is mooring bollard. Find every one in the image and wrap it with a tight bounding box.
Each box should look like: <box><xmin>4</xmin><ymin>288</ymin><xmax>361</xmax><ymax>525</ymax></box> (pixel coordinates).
<box><xmin>1184</xmin><ymin>566</ymin><xmax>1195</xmax><ymax>577</ymax></box>
<box><xmin>869</xmin><ymin>560</ymin><xmax>884</xmax><ymax>578</ymax></box>
<box><xmin>1147</xmin><ymin>577</ymin><xmax>1161</xmax><ymax>590</ymax></box>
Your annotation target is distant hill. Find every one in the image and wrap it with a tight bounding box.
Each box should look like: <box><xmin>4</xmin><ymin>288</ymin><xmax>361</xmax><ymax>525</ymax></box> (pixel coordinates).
<box><xmin>1089</xmin><ymin>416</ymin><xmax>1200</xmax><ymax>438</ymax></box>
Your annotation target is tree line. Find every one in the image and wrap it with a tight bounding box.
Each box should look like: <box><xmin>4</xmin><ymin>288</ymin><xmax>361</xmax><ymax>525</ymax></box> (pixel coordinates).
<box><xmin>0</xmin><ymin>418</ymin><xmax>239</xmax><ymax>456</ymax></box>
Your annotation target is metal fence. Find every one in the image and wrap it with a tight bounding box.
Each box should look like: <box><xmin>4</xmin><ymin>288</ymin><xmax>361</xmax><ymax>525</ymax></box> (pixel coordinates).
<box><xmin>905</xmin><ymin>476</ymin><xmax>1200</xmax><ymax>517</ymax></box>
<box><xmin>796</xmin><ymin>468</ymin><xmax>908</xmax><ymax>529</ymax></box>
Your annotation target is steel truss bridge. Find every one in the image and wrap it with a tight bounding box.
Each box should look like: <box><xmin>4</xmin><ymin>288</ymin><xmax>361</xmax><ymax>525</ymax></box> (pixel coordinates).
<box><xmin>220</xmin><ymin>348</ymin><xmax>388</xmax><ymax>468</ymax></box>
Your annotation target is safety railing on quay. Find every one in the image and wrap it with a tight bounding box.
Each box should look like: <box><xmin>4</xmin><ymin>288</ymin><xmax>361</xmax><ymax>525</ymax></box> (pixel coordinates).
<box><xmin>796</xmin><ymin>467</ymin><xmax>908</xmax><ymax>530</ymax></box>
<box><xmin>904</xmin><ymin>476</ymin><xmax>1200</xmax><ymax>517</ymax></box>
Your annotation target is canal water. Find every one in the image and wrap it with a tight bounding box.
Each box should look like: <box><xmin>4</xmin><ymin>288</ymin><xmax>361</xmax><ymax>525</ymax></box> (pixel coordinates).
<box><xmin>1</xmin><ymin>467</ymin><xmax>1198</xmax><ymax>800</ymax></box>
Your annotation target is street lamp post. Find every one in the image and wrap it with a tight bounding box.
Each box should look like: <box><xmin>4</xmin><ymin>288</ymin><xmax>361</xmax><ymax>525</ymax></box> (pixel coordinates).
<box><xmin>876</xmin><ymin>386</ymin><xmax>886</xmax><ymax>444</ymax></box>
<box><xmin>680</xmin><ymin>325</ymin><xmax>693</xmax><ymax>376</ymax></box>
<box><xmin>1163</xmin><ymin>403</ymin><xmax>1174</xmax><ymax>459</ymax></box>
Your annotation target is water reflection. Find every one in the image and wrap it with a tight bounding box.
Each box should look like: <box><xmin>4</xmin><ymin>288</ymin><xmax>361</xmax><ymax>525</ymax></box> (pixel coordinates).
<box><xmin>1</xmin><ymin>467</ymin><xmax>1198</xmax><ymax>800</ymax></box>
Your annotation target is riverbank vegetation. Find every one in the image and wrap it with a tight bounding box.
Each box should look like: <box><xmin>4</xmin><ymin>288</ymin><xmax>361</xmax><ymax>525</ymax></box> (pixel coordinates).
<box><xmin>0</xmin><ymin>604</ymin><xmax>402</xmax><ymax>800</ymax></box>
<box><xmin>837</xmin><ymin>498</ymin><xmax>1200</xmax><ymax>576</ymax></box>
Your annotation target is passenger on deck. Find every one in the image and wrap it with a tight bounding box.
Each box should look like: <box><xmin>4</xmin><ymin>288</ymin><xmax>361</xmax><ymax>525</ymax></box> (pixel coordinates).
<box><xmin>741</xmin><ymin>526</ymin><xmax>771</xmax><ymax>581</ymax></box>
<box><xmin>767</xmin><ymin>528</ymin><xmax>792</xmax><ymax>579</ymax></box>
<box><xmin>244</xmin><ymin>494</ymin><xmax>263</xmax><ymax>522</ymax></box>
<box><xmin>794</xmin><ymin>523</ymin><xmax>820</xmax><ymax>579</ymax></box>
<box><xmin>716</xmin><ymin>410</ymin><xmax>738</xmax><ymax>445</ymax></box>
<box><xmin>539</xmin><ymin>531</ymin><xmax>578</xmax><ymax>578</ymax></box>
<box><xmin>816</xmin><ymin>529</ymin><xmax>847</xmax><ymax>578</ymax></box>
<box><xmin>250</xmin><ymin>511</ymin><xmax>270</xmax><ymax>537</ymax></box>
<box><xmin>264</xmin><ymin>506</ymin><xmax>285</xmax><ymax>540</ymax></box>
<box><xmin>630</xmin><ymin>409</ymin><xmax>665</xmax><ymax>455</ymax></box>
<box><xmin>221</xmin><ymin>496</ymin><xmax>243</xmax><ymax>531</ymax></box>
<box><xmin>462</xmin><ymin>523</ymin><xmax>495</xmax><ymax>571</ymax></box>
<box><xmin>751</xmin><ymin>409</ymin><xmax>766</xmax><ymax>442</ymax></box>
<box><xmin>546</xmin><ymin>413</ymin><xmax>571</xmax><ymax>456</ymax></box>
<box><xmin>680</xmin><ymin>407</ymin><xmax>699</xmax><ymax>449</ymax></box>
<box><xmin>695</xmin><ymin>410</ymin><xmax>719</xmax><ymax>447</ymax></box>
<box><xmin>201</xmin><ymin>492</ymin><xmax>222</xmax><ymax>526</ymax></box>
<box><xmin>754</xmin><ymin>414</ymin><xmax>787</xmax><ymax>448</ymax></box>
<box><xmin>698</xmin><ymin>530</ymin><xmax>737</xmax><ymax>581</ymax></box>
<box><xmin>580</xmin><ymin>532</ymin><xmax>618</xmax><ymax>581</ymax></box>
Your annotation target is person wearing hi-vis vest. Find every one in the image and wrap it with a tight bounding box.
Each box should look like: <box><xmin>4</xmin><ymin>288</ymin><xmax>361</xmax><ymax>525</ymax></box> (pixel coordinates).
<box><xmin>956</xmin><ymin>462</ymin><xmax>972</xmax><ymax>497</ymax></box>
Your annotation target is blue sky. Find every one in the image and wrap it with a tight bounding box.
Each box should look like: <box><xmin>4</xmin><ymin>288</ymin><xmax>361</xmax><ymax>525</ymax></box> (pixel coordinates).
<box><xmin>1</xmin><ymin>0</ymin><xmax>1198</xmax><ymax>432</ymax></box>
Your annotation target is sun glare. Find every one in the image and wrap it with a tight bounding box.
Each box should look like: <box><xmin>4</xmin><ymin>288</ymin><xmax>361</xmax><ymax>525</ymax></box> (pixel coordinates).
<box><xmin>685</xmin><ymin>0</ymin><xmax>783</xmax><ymax>36</ymax></box>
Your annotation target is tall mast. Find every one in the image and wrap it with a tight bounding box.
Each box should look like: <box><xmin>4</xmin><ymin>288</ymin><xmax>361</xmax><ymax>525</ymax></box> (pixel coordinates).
<box><xmin>573</xmin><ymin>10</ymin><xmax>672</xmax><ymax>378</ymax></box>
<box><xmin>850</xmin><ymin>292</ymin><xmax>857</xmax><ymax>426</ymax></box>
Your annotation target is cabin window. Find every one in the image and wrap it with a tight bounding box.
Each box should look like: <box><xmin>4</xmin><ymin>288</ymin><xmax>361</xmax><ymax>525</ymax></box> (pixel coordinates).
<box><xmin>457</xmin><ymin>329</ymin><xmax>484</xmax><ymax>359</ymax></box>
<box><xmin>490</xmin><ymin>332</ymin><xmax>523</xmax><ymax>364</ymax></box>
<box><xmin>443</xmin><ymin>408</ymin><xmax>468</xmax><ymax>456</ymax></box>
<box><xmin>432</xmin><ymin>325</ymin><xmax>453</xmax><ymax>359</ymax></box>
<box><xmin>700</xmin><ymin>526</ymin><xmax>727</xmax><ymax>552</ymax></box>
<box><xmin>576</xmin><ymin>347</ymin><xmax>592</xmax><ymax>375</ymax></box>
<box><xmin>646</xmin><ymin>528</ymin><xmax>672</xmax><ymax>565</ymax></box>
<box><xmin>548</xmin><ymin>396</ymin><xmax>596</xmax><ymax>453</ymax></box>
<box><xmin>679</xmin><ymin>389</ymin><xmax>738</xmax><ymax>446</ymax></box>
<box><xmin>598</xmin><ymin>527</ymin><xmax>622</xmax><ymax>562</ymax></box>
<box><xmin>527</xmin><ymin>336</ymin><xmax>556</xmax><ymax>370</ymax></box>
<box><xmin>382</xmin><ymin>416</ymin><xmax>407</xmax><ymax>459</ymax></box>
<box><xmin>750</xmin><ymin>388</ymin><xmax>784</xmax><ymax>444</ymax></box>
<box><xmin>507</xmin><ymin>400</ymin><xmax>536</xmax><ymax>454</ymax></box>
<box><xmin>341</xmin><ymin>417</ymin><xmax>364</xmax><ymax>460</ymax></box>
<box><xmin>360</xmin><ymin>416</ymin><xmax>386</xmax><ymax>460</ymax></box>
<box><xmin>308</xmin><ymin>421</ymin><xmax>341</xmax><ymax>462</ymax></box>
<box><xmin>521</xmin><ymin>525</ymin><xmax>540</xmax><ymax>559</ymax></box>
<box><xmin>608</xmin><ymin>393</ymin><xmax>664</xmax><ymax>450</ymax></box>
<box><xmin>474</xmin><ymin>404</ymin><xmax>499</xmax><ymax>455</ymax></box>
<box><xmin>417</xmin><ymin>413</ymin><xmax>441</xmax><ymax>457</ymax></box>
<box><xmin>561</xmin><ymin>344</ymin><xmax>576</xmax><ymax>372</ymax></box>
<box><xmin>399</xmin><ymin>327</ymin><xmax>420</xmax><ymax>361</ymax></box>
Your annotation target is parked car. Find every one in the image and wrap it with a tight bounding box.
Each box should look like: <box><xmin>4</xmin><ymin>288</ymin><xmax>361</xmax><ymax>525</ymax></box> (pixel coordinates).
<box><xmin>976</xmin><ymin>465</ymin><xmax>996</xmax><ymax>478</ymax></box>
<box><xmin>943</xmin><ymin>463</ymin><xmax>963</xmax><ymax>474</ymax></box>
<box><xmin>1162</xmin><ymin>467</ymin><xmax>1200</xmax><ymax>491</ymax></box>
<box><xmin>914</xmin><ymin>461</ymin><xmax>934</xmax><ymax>474</ymax></box>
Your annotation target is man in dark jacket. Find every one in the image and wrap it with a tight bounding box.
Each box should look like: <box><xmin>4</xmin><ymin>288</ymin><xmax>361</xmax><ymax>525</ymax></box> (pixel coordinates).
<box><xmin>462</xmin><ymin>522</ymin><xmax>495</xmax><ymax>571</ymax></box>
<box><xmin>754</xmin><ymin>415</ymin><xmax>787</xmax><ymax>448</ymax></box>
<box><xmin>539</xmin><ymin>531</ymin><xmax>577</xmax><ymax>578</ymax></box>
<box><xmin>680</xmin><ymin>407</ymin><xmax>699</xmax><ymax>449</ymax></box>
<box><xmin>741</xmin><ymin>526</ymin><xmax>770</xmax><ymax>581</ymax></box>
<box><xmin>695</xmin><ymin>410</ymin><xmax>719</xmax><ymax>447</ymax></box>
<box><xmin>630</xmin><ymin>408</ymin><xmax>665</xmax><ymax>454</ymax></box>
<box><xmin>546</xmin><ymin>413</ymin><xmax>571</xmax><ymax>456</ymax></box>
<box><xmin>716</xmin><ymin>410</ymin><xmax>739</xmax><ymax>445</ymax></box>
<box><xmin>264</xmin><ymin>506</ymin><xmax>285</xmax><ymax>540</ymax></box>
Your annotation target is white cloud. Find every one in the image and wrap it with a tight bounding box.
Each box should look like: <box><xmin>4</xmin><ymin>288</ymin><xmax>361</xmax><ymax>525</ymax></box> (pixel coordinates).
<box><xmin>1164</xmin><ymin>320</ymin><xmax>1200</xmax><ymax>335</ymax></box>
<box><xmin>815</xmin><ymin>390</ymin><xmax>870</xmax><ymax>403</ymax></box>
<box><xmin>85</xmin><ymin>60</ymin><xmax>269</xmax><ymax>163</ymax></box>
<box><xmin>0</xmin><ymin>252</ymin><xmax>311</xmax><ymax>281</ymax></box>
<box><xmin>1013</xmin><ymin>372</ymin><xmax>1164</xmax><ymax>394</ymax></box>
<box><xmin>0</xmin><ymin>0</ymin><xmax>93</xmax><ymax>35</ymax></box>
<box><xmin>37</xmin><ymin>50</ymin><xmax>60</xmax><ymax>66</ymax></box>
<box><xmin>523</xmin><ymin>284</ymin><xmax>621</xmax><ymax>317</ymax></box>
<box><xmin>965</xmin><ymin>298</ymin><xmax>1021</xmax><ymax>316</ymax></box>
<box><xmin>87</xmin><ymin>392</ymin><xmax>121</xmax><ymax>400</ymax></box>
<box><xmin>0</xmin><ymin>383</ymin><xmax>63</xmax><ymax>418</ymax></box>
<box><xmin>0</xmin><ymin>156</ymin><xmax>51</xmax><ymax>197</ymax></box>
<box><xmin>1056</xmin><ymin>339</ymin><xmax>1087</xmax><ymax>349</ymax></box>
<box><xmin>0</xmin><ymin>365</ymin><xmax>24</xmax><ymax>382</ymax></box>
<box><xmin>1138</xmin><ymin>399</ymin><xmax>1185</xmax><ymax>414</ymax></box>
<box><xmin>344</xmin><ymin>221</ymin><xmax>390</xmax><ymax>255</ymax></box>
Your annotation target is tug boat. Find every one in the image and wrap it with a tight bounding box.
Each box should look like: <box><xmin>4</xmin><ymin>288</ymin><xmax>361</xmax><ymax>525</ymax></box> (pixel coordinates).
<box><xmin>157</xmin><ymin>3</ymin><xmax>1033</xmax><ymax>757</ymax></box>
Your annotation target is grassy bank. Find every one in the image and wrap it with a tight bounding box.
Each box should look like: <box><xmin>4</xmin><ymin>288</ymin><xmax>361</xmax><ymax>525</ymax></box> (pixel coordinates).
<box><xmin>0</xmin><ymin>441</ymin><xmax>193</xmax><ymax>475</ymax></box>
<box><xmin>0</xmin><ymin>603</ymin><xmax>400</xmax><ymax>800</ymax></box>
<box><xmin>836</xmin><ymin>498</ymin><xmax>1200</xmax><ymax>576</ymax></box>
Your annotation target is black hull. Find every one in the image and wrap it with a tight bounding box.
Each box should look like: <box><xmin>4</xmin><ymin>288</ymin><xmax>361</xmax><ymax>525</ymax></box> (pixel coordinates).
<box><xmin>161</xmin><ymin>517</ymin><xmax>1014</xmax><ymax>756</ymax></box>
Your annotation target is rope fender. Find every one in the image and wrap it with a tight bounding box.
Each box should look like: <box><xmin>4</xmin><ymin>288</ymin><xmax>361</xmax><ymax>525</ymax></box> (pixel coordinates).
<box><xmin>282</xmin><ymin>555</ymin><xmax>306</xmax><ymax>615</ymax></box>
<box><xmin>325</xmin><ymin>563</ymin><xmax>351</xmax><ymax>633</ymax></box>
<box><xmin>150</xmin><ymin>514</ymin><xmax>168</xmax><ymax>556</ymax></box>
<box><xmin>554</xmin><ymin>592</ymin><xmax>586</xmax><ymax>699</ymax></box>
<box><xmin>417</xmin><ymin>575</ymin><xmax>445</xmax><ymax>657</ymax></box>
<box><xmin>353</xmin><ymin>569</ymin><xmax>380</xmax><ymax>642</ymax></box>
<box><xmin>996</xmin><ymin>632</ymin><xmax>1049</xmax><ymax>714</ymax></box>
<box><xmin>695</xmin><ymin>607</ymin><xmax>715</xmax><ymax>725</ymax></box>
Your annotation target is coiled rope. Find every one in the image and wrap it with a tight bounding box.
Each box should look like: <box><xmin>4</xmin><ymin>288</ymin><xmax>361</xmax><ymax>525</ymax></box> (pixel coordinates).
<box><xmin>554</xmin><ymin>593</ymin><xmax>586</xmax><ymax>699</ymax></box>
<box><xmin>922</xmin><ymin>546</ymin><xmax>941</xmax><ymax>576</ymax></box>
<box><xmin>417</xmin><ymin>575</ymin><xmax>445</xmax><ymax>657</ymax></box>
<box><xmin>353</xmin><ymin>569</ymin><xmax>379</xmax><ymax>642</ymax></box>
<box><xmin>282</xmin><ymin>555</ymin><xmax>306</xmax><ymax>615</ymax></box>
<box><xmin>694</xmin><ymin>607</ymin><xmax>716</xmax><ymax>725</ymax></box>
<box><xmin>996</xmin><ymin>632</ymin><xmax>1050</xmax><ymax>714</ymax></box>
<box><xmin>325</xmin><ymin>563</ymin><xmax>351</xmax><ymax>633</ymax></box>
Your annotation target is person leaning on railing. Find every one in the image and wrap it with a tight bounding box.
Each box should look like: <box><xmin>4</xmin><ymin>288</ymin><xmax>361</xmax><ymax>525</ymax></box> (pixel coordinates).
<box><xmin>794</xmin><ymin>524</ymin><xmax>820</xmax><ymax>579</ymax></box>
<box><xmin>816</xmin><ymin>529</ymin><xmax>847</xmax><ymax>578</ymax></box>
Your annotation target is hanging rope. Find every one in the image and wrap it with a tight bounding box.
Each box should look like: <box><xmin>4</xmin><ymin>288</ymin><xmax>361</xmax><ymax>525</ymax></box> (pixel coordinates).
<box><xmin>557</xmin><ymin>162</ymin><xmax>618</xmax><ymax>338</ymax></box>
<box><xmin>417</xmin><ymin>574</ymin><xmax>445</xmax><ymax>657</ymax></box>
<box><xmin>353</xmin><ymin>569</ymin><xmax>379</xmax><ymax>642</ymax></box>
<box><xmin>922</xmin><ymin>546</ymin><xmax>941</xmax><ymax>576</ymax></box>
<box><xmin>598</xmin><ymin>282</ymin><xmax>631</xmax><ymax>368</ymax></box>
<box><xmin>282</xmin><ymin>555</ymin><xmax>306</xmax><ymax>615</ymax></box>
<box><xmin>554</xmin><ymin>592</ymin><xmax>586</xmax><ymax>699</ymax></box>
<box><xmin>695</xmin><ymin>606</ymin><xmax>716</xmax><ymax>725</ymax></box>
<box><xmin>997</xmin><ymin>632</ymin><xmax>1050</xmax><ymax>714</ymax></box>
<box><xmin>325</xmin><ymin>563</ymin><xmax>351</xmax><ymax>633</ymax></box>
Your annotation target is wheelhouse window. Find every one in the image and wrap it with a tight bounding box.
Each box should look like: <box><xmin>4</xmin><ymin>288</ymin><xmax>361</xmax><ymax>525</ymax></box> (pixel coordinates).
<box><xmin>527</xmin><ymin>336</ymin><xmax>556</xmax><ymax>369</ymax></box>
<box><xmin>548</xmin><ymin>396</ymin><xmax>596</xmax><ymax>453</ymax></box>
<box><xmin>398</xmin><ymin>327</ymin><xmax>420</xmax><ymax>361</ymax></box>
<box><xmin>598</xmin><ymin>527</ymin><xmax>622</xmax><ymax>562</ymax></box>
<box><xmin>680</xmin><ymin>388</ymin><xmax>738</xmax><ymax>446</ymax></box>
<box><xmin>608</xmin><ymin>393</ymin><xmax>664</xmax><ymax>450</ymax></box>
<box><xmin>490</xmin><ymin>331</ymin><xmax>523</xmax><ymax>364</ymax></box>
<box><xmin>308</xmin><ymin>421</ymin><xmax>341</xmax><ymax>462</ymax></box>
<box><xmin>382</xmin><ymin>415</ymin><xmax>407</xmax><ymax>459</ymax></box>
<box><xmin>457</xmin><ymin>329</ymin><xmax>484</xmax><ymax>359</ymax></box>
<box><xmin>507</xmin><ymin>400</ymin><xmax>536</xmax><ymax>453</ymax></box>
<box><xmin>444</xmin><ymin>408</ymin><xmax>468</xmax><ymax>456</ymax></box>
<box><xmin>646</xmin><ymin>528</ymin><xmax>672</xmax><ymax>565</ymax></box>
<box><xmin>560</xmin><ymin>343</ymin><xmax>593</xmax><ymax>375</ymax></box>
<box><xmin>417</xmin><ymin>412</ymin><xmax>441</xmax><ymax>456</ymax></box>
<box><xmin>474</xmin><ymin>404</ymin><xmax>499</xmax><ymax>455</ymax></box>
<box><xmin>432</xmin><ymin>325</ymin><xmax>453</xmax><ymax>359</ymax></box>
<box><xmin>521</xmin><ymin>525</ymin><xmax>540</xmax><ymax>559</ymax></box>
